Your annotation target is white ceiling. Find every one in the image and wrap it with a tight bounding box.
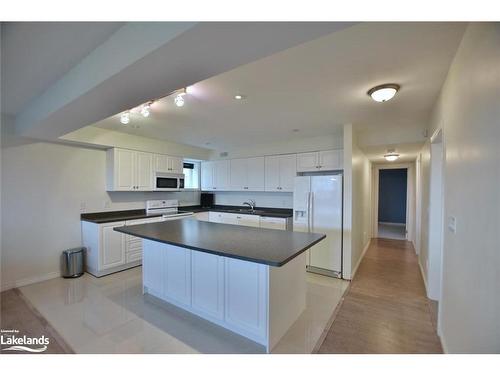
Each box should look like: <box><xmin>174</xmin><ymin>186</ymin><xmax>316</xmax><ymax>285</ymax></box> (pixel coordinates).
<box><xmin>91</xmin><ymin>22</ymin><xmax>466</xmax><ymax>153</ymax></box>
<box><xmin>1</xmin><ymin>22</ymin><xmax>124</xmax><ymax>115</ymax></box>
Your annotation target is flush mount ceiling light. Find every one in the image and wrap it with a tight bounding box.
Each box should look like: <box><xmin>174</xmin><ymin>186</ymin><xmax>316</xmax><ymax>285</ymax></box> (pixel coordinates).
<box><xmin>120</xmin><ymin>111</ymin><xmax>130</xmax><ymax>125</ymax></box>
<box><xmin>367</xmin><ymin>83</ymin><xmax>400</xmax><ymax>103</ymax></box>
<box><xmin>384</xmin><ymin>149</ymin><xmax>400</xmax><ymax>162</ymax></box>
<box><xmin>234</xmin><ymin>94</ymin><xmax>246</xmax><ymax>100</ymax></box>
<box><xmin>174</xmin><ymin>94</ymin><xmax>185</xmax><ymax>107</ymax></box>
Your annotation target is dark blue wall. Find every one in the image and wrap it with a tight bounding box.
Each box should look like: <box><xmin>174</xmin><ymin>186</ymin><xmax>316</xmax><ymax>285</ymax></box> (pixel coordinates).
<box><xmin>378</xmin><ymin>168</ymin><xmax>407</xmax><ymax>224</ymax></box>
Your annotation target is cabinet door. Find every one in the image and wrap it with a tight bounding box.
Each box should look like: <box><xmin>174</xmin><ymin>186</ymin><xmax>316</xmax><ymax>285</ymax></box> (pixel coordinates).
<box><xmin>264</xmin><ymin>155</ymin><xmax>280</xmax><ymax>192</ymax></box>
<box><xmin>201</xmin><ymin>162</ymin><xmax>214</xmax><ymax>190</ymax></box>
<box><xmin>246</xmin><ymin>157</ymin><xmax>265</xmax><ymax>191</ymax></box>
<box><xmin>100</xmin><ymin>222</ymin><xmax>126</xmax><ymax>270</ymax></box>
<box><xmin>221</xmin><ymin>213</ymin><xmax>239</xmax><ymax>225</ymax></box>
<box><xmin>318</xmin><ymin>150</ymin><xmax>342</xmax><ymax>171</ymax></box>
<box><xmin>169</xmin><ymin>156</ymin><xmax>184</xmax><ymax>174</ymax></box>
<box><xmin>154</xmin><ymin>154</ymin><xmax>170</xmax><ymax>172</ymax></box>
<box><xmin>191</xmin><ymin>252</ymin><xmax>224</xmax><ymax>321</ymax></box>
<box><xmin>278</xmin><ymin>154</ymin><xmax>297</xmax><ymax>192</ymax></box>
<box><xmin>260</xmin><ymin>217</ymin><xmax>287</xmax><ymax>230</ymax></box>
<box><xmin>136</xmin><ymin>151</ymin><xmax>153</xmax><ymax>191</ymax></box>
<box><xmin>208</xmin><ymin>211</ymin><xmax>224</xmax><ymax>223</ymax></box>
<box><xmin>213</xmin><ymin>160</ymin><xmax>230</xmax><ymax>190</ymax></box>
<box><xmin>296</xmin><ymin>152</ymin><xmax>319</xmax><ymax>172</ymax></box>
<box><xmin>115</xmin><ymin>149</ymin><xmax>136</xmax><ymax>190</ymax></box>
<box><xmin>194</xmin><ymin>212</ymin><xmax>210</xmax><ymax>222</ymax></box>
<box><xmin>236</xmin><ymin>214</ymin><xmax>260</xmax><ymax>228</ymax></box>
<box><xmin>229</xmin><ymin>158</ymin><xmax>247</xmax><ymax>191</ymax></box>
<box><xmin>164</xmin><ymin>246</ymin><xmax>192</xmax><ymax>307</ymax></box>
<box><xmin>224</xmin><ymin>258</ymin><xmax>267</xmax><ymax>341</ymax></box>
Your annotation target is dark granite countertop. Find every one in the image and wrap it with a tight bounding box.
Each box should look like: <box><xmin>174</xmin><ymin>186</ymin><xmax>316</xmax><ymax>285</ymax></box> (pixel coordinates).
<box><xmin>81</xmin><ymin>209</ymin><xmax>164</xmax><ymax>224</ymax></box>
<box><xmin>81</xmin><ymin>205</ymin><xmax>292</xmax><ymax>224</ymax></box>
<box><xmin>114</xmin><ymin>219</ymin><xmax>324</xmax><ymax>267</ymax></box>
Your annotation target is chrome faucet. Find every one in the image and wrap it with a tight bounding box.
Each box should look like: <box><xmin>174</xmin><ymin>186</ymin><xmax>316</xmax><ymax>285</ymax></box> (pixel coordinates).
<box><xmin>243</xmin><ymin>199</ymin><xmax>256</xmax><ymax>211</ymax></box>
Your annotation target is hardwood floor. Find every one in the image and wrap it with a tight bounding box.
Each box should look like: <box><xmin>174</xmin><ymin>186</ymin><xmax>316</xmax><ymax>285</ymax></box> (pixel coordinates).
<box><xmin>317</xmin><ymin>238</ymin><xmax>443</xmax><ymax>354</ymax></box>
<box><xmin>0</xmin><ymin>289</ymin><xmax>73</xmax><ymax>354</ymax></box>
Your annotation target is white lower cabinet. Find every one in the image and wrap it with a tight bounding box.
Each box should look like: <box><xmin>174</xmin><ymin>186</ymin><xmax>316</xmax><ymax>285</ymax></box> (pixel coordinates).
<box><xmin>164</xmin><ymin>245</ymin><xmax>192</xmax><ymax>307</ymax></box>
<box><xmin>82</xmin><ymin>216</ymin><xmax>163</xmax><ymax>277</ymax></box>
<box><xmin>259</xmin><ymin>216</ymin><xmax>288</xmax><ymax>230</ymax></box>
<box><xmin>224</xmin><ymin>258</ymin><xmax>268</xmax><ymax>341</ymax></box>
<box><xmin>191</xmin><ymin>251</ymin><xmax>224</xmax><ymax>320</ymax></box>
<box><xmin>142</xmin><ymin>239</ymin><xmax>269</xmax><ymax>346</ymax></box>
<box><xmin>101</xmin><ymin>222</ymin><xmax>126</xmax><ymax>270</ymax></box>
<box><xmin>194</xmin><ymin>211</ymin><xmax>210</xmax><ymax>222</ymax></box>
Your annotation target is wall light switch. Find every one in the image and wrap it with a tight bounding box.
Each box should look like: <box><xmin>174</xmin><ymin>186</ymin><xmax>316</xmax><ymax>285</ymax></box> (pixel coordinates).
<box><xmin>448</xmin><ymin>216</ymin><xmax>457</xmax><ymax>233</ymax></box>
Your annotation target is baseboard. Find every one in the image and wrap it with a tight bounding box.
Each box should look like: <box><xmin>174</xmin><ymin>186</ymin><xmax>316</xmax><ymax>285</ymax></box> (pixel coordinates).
<box><xmin>0</xmin><ymin>271</ymin><xmax>61</xmax><ymax>292</ymax></box>
<box><xmin>350</xmin><ymin>239</ymin><xmax>371</xmax><ymax>279</ymax></box>
<box><xmin>418</xmin><ymin>259</ymin><xmax>429</xmax><ymax>297</ymax></box>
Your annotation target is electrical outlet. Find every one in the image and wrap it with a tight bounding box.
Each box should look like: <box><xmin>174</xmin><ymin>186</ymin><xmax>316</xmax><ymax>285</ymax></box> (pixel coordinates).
<box><xmin>448</xmin><ymin>216</ymin><xmax>457</xmax><ymax>233</ymax></box>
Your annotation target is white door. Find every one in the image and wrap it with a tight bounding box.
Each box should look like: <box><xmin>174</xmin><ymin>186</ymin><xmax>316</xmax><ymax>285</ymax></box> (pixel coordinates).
<box><xmin>164</xmin><ymin>246</ymin><xmax>192</xmax><ymax>307</ymax></box>
<box><xmin>308</xmin><ymin>175</ymin><xmax>343</xmax><ymax>273</ymax></box>
<box><xmin>191</xmin><ymin>252</ymin><xmax>224</xmax><ymax>320</ymax></box>
<box><xmin>246</xmin><ymin>157</ymin><xmax>265</xmax><ymax>191</ymax></box>
<box><xmin>279</xmin><ymin>154</ymin><xmax>297</xmax><ymax>192</ymax></box>
<box><xmin>169</xmin><ymin>156</ymin><xmax>183</xmax><ymax>173</ymax></box>
<box><xmin>213</xmin><ymin>160</ymin><xmax>229</xmax><ymax>190</ymax></box>
<box><xmin>224</xmin><ymin>258</ymin><xmax>267</xmax><ymax>341</ymax></box>
<box><xmin>136</xmin><ymin>151</ymin><xmax>153</xmax><ymax>190</ymax></box>
<box><xmin>101</xmin><ymin>222</ymin><xmax>126</xmax><ymax>269</ymax></box>
<box><xmin>264</xmin><ymin>155</ymin><xmax>280</xmax><ymax>192</ymax></box>
<box><xmin>296</xmin><ymin>152</ymin><xmax>318</xmax><ymax>172</ymax></box>
<box><xmin>201</xmin><ymin>162</ymin><xmax>214</xmax><ymax>190</ymax></box>
<box><xmin>116</xmin><ymin>149</ymin><xmax>136</xmax><ymax>190</ymax></box>
<box><xmin>318</xmin><ymin>150</ymin><xmax>341</xmax><ymax>171</ymax></box>
<box><xmin>229</xmin><ymin>158</ymin><xmax>247</xmax><ymax>191</ymax></box>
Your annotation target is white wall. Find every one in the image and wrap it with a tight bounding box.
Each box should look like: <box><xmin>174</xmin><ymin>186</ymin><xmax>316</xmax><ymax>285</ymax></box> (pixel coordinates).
<box><xmin>343</xmin><ymin>124</ymin><xmax>371</xmax><ymax>279</ymax></box>
<box><xmin>0</xmin><ymin>126</ymin><xmax>207</xmax><ymax>291</ymax></box>
<box><xmin>419</xmin><ymin>23</ymin><xmax>500</xmax><ymax>353</ymax></box>
<box><xmin>213</xmin><ymin>191</ymin><xmax>293</xmax><ymax>209</ymax></box>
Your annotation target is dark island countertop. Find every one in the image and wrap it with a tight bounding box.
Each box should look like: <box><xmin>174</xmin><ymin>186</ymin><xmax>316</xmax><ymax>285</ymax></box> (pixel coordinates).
<box><xmin>114</xmin><ymin>219</ymin><xmax>325</xmax><ymax>267</ymax></box>
<box><xmin>81</xmin><ymin>205</ymin><xmax>292</xmax><ymax>224</ymax></box>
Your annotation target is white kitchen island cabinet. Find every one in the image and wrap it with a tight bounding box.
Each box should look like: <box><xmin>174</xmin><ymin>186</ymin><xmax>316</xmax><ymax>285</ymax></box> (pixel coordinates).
<box><xmin>116</xmin><ymin>219</ymin><xmax>324</xmax><ymax>352</ymax></box>
<box><xmin>142</xmin><ymin>239</ymin><xmax>306</xmax><ymax>351</ymax></box>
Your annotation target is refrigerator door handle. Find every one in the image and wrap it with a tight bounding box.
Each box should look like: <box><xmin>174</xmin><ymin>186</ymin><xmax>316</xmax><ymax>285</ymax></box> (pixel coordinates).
<box><xmin>307</xmin><ymin>191</ymin><xmax>312</xmax><ymax>232</ymax></box>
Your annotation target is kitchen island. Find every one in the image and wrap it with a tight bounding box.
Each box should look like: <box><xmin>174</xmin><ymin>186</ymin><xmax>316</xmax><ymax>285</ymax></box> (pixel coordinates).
<box><xmin>115</xmin><ymin>218</ymin><xmax>325</xmax><ymax>352</ymax></box>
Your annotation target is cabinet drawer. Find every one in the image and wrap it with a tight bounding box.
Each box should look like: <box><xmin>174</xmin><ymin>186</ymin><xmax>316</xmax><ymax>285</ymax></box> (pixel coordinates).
<box><xmin>126</xmin><ymin>249</ymin><xmax>142</xmax><ymax>263</ymax></box>
<box><xmin>126</xmin><ymin>239</ymin><xmax>142</xmax><ymax>252</ymax></box>
<box><xmin>260</xmin><ymin>217</ymin><xmax>287</xmax><ymax>230</ymax></box>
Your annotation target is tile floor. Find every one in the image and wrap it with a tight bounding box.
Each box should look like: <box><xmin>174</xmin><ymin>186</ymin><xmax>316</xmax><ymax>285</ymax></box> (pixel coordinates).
<box><xmin>378</xmin><ymin>222</ymin><xmax>406</xmax><ymax>240</ymax></box>
<box><xmin>17</xmin><ymin>267</ymin><xmax>348</xmax><ymax>354</ymax></box>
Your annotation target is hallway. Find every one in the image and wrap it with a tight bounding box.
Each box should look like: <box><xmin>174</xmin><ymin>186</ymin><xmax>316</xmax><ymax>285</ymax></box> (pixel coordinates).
<box><xmin>317</xmin><ymin>238</ymin><xmax>442</xmax><ymax>353</ymax></box>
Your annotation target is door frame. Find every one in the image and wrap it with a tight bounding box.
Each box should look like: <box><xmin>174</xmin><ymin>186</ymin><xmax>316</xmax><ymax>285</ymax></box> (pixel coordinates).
<box><xmin>372</xmin><ymin>162</ymin><xmax>415</xmax><ymax>241</ymax></box>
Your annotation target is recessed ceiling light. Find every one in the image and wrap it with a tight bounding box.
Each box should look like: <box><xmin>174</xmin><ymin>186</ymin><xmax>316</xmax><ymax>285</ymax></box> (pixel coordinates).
<box><xmin>234</xmin><ymin>94</ymin><xmax>246</xmax><ymax>100</ymax></box>
<box><xmin>120</xmin><ymin>111</ymin><xmax>130</xmax><ymax>125</ymax></box>
<box><xmin>384</xmin><ymin>149</ymin><xmax>400</xmax><ymax>162</ymax></box>
<box><xmin>367</xmin><ymin>84</ymin><xmax>400</xmax><ymax>103</ymax></box>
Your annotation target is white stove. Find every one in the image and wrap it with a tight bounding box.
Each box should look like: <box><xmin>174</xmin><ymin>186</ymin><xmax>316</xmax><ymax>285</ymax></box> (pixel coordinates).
<box><xmin>146</xmin><ymin>199</ymin><xmax>194</xmax><ymax>220</ymax></box>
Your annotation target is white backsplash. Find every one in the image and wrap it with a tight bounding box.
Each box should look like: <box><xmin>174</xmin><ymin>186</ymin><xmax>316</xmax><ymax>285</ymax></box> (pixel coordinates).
<box><xmin>213</xmin><ymin>191</ymin><xmax>293</xmax><ymax>209</ymax></box>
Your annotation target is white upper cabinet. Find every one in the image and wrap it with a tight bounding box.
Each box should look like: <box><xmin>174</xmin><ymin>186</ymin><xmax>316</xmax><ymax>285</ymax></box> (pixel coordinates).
<box><xmin>230</xmin><ymin>157</ymin><xmax>265</xmax><ymax>191</ymax></box>
<box><xmin>265</xmin><ymin>154</ymin><xmax>297</xmax><ymax>192</ymax></box>
<box><xmin>155</xmin><ymin>154</ymin><xmax>183</xmax><ymax>174</ymax></box>
<box><xmin>202</xmin><ymin>160</ymin><xmax>230</xmax><ymax>190</ymax></box>
<box><xmin>296</xmin><ymin>152</ymin><xmax>319</xmax><ymax>172</ymax></box>
<box><xmin>107</xmin><ymin>148</ymin><xmax>152</xmax><ymax>191</ymax></box>
<box><xmin>201</xmin><ymin>161</ymin><xmax>214</xmax><ymax>190</ymax></box>
<box><xmin>296</xmin><ymin>150</ymin><xmax>343</xmax><ymax>172</ymax></box>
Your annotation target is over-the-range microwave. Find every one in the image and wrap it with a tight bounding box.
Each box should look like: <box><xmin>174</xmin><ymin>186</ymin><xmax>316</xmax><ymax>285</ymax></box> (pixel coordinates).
<box><xmin>153</xmin><ymin>172</ymin><xmax>184</xmax><ymax>191</ymax></box>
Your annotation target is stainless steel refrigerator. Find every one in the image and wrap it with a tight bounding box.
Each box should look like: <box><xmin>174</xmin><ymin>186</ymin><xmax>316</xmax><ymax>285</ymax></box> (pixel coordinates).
<box><xmin>293</xmin><ymin>175</ymin><xmax>343</xmax><ymax>278</ymax></box>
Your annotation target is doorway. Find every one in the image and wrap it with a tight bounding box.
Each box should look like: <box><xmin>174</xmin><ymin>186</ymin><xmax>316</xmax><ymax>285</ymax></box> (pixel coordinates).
<box><xmin>377</xmin><ymin>168</ymin><xmax>408</xmax><ymax>240</ymax></box>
